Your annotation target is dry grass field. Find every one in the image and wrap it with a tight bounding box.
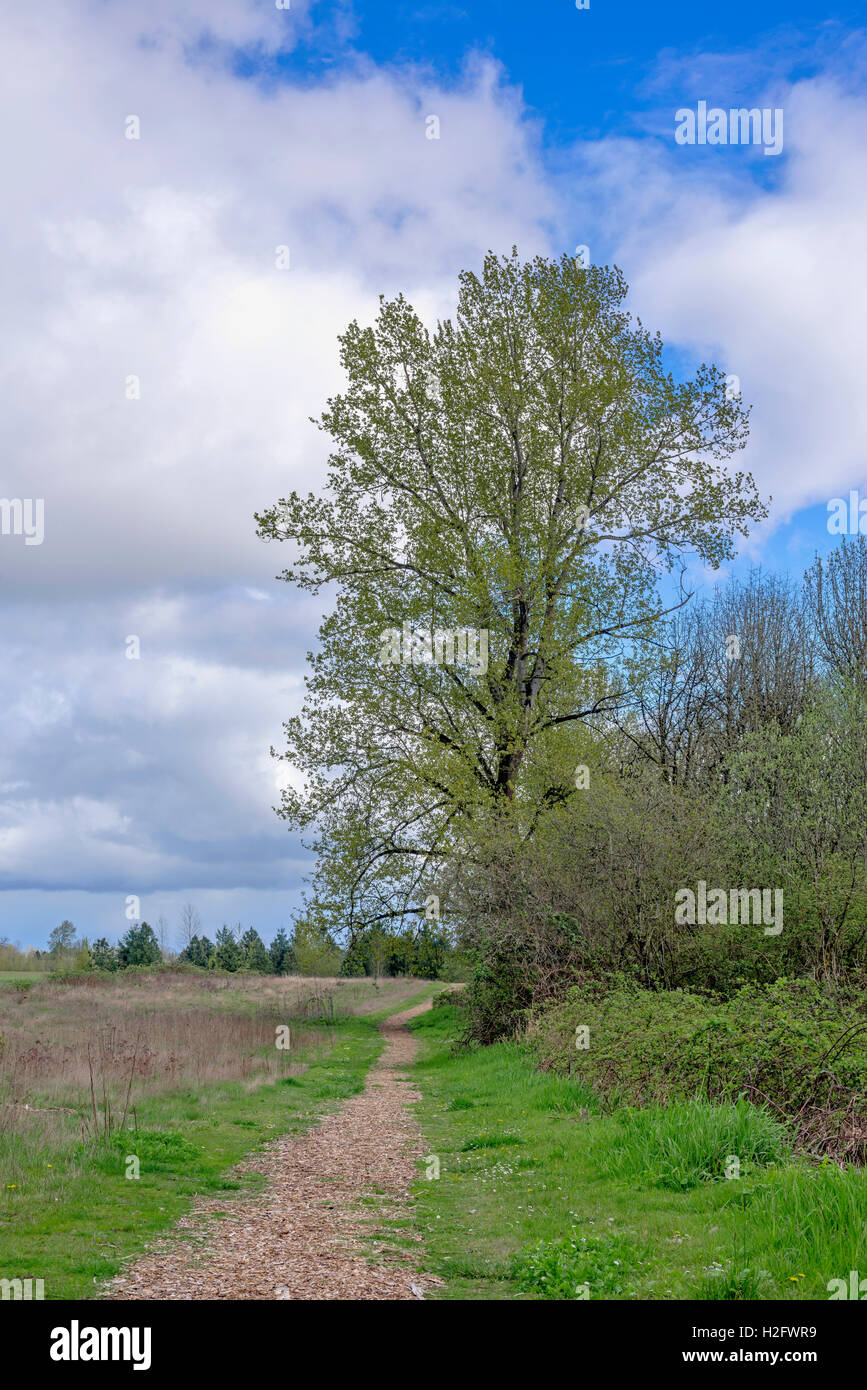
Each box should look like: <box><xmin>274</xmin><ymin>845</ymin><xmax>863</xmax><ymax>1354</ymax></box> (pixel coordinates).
<box><xmin>0</xmin><ymin>971</ymin><xmax>426</xmax><ymax>1150</ymax></box>
<box><xmin>0</xmin><ymin>969</ymin><xmax>434</xmax><ymax>1296</ymax></box>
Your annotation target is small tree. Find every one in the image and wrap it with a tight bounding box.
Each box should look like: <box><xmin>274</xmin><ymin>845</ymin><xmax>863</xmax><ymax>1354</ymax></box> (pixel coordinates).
<box><xmin>269</xmin><ymin>927</ymin><xmax>297</xmax><ymax>976</ymax></box>
<box><xmin>368</xmin><ymin>927</ymin><xmax>391</xmax><ymax>980</ymax></box>
<box><xmin>72</xmin><ymin>939</ymin><xmax>92</xmax><ymax>972</ymax></box>
<box><xmin>410</xmin><ymin>924</ymin><xmax>446</xmax><ymax>979</ymax></box>
<box><xmin>179</xmin><ymin>902</ymin><xmax>202</xmax><ymax>949</ymax></box>
<box><xmin>156</xmin><ymin>914</ymin><xmax>171</xmax><ymax>955</ymax></box>
<box><xmin>292</xmin><ymin>920</ymin><xmax>341</xmax><ymax>977</ymax></box>
<box><xmin>117</xmin><ymin>921</ymin><xmax>162</xmax><ymax>968</ymax></box>
<box><xmin>90</xmin><ymin>938</ymin><xmax>119</xmax><ymax>972</ymax></box>
<box><xmin>214</xmin><ymin>925</ymin><xmax>244</xmax><ymax>972</ymax></box>
<box><xmin>805</xmin><ymin>536</ymin><xmax>867</xmax><ymax>686</ymax></box>
<box><xmin>721</xmin><ymin>682</ymin><xmax>867</xmax><ymax>979</ymax></box>
<box><xmin>179</xmin><ymin>934</ymin><xmax>215</xmax><ymax>968</ymax></box>
<box><xmin>240</xmin><ymin>927</ymin><xmax>272</xmax><ymax>973</ymax></box>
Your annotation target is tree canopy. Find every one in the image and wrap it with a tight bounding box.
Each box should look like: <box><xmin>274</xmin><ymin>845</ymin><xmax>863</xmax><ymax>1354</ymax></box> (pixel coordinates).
<box><xmin>256</xmin><ymin>249</ymin><xmax>763</xmax><ymax>939</ymax></box>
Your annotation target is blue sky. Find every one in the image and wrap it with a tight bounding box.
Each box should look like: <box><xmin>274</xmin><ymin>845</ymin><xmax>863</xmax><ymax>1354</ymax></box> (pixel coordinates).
<box><xmin>266</xmin><ymin>1</ymin><xmax>855</xmax><ymax>117</ymax></box>
<box><xmin>1</xmin><ymin>0</ymin><xmax>866</xmax><ymax>950</ymax></box>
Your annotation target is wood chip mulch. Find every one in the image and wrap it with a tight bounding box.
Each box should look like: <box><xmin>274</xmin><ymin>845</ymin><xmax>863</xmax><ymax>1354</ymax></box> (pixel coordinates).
<box><xmin>103</xmin><ymin>999</ymin><xmax>442</xmax><ymax>1301</ymax></box>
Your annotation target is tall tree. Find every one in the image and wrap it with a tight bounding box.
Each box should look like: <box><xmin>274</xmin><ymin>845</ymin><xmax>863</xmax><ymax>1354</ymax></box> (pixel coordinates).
<box><xmin>805</xmin><ymin>535</ymin><xmax>867</xmax><ymax>685</ymax></box>
<box><xmin>90</xmin><ymin>938</ymin><xmax>119</xmax><ymax>971</ymax></box>
<box><xmin>257</xmin><ymin>250</ymin><xmax>762</xmax><ymax>935</ymax></box>
<box><xmin>214</xmin><ymin>925</ymin><xmax>243</xmax><ymax>972</ymax></box>
<box><xmin>179</xmin><ymin>902</ymin><xmax>202</xmax><ymax>948</ymax></box>
<box><xmin>48</xmin><ymin>920</ymin><xmax>77</xmax><ymax>954</ymax></box>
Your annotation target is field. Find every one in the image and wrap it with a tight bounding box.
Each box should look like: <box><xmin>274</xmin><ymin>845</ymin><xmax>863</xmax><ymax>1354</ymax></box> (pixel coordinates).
<box><xmin>0</xmin><ymin>970</ymin><xmax>431</xmax><ymax>1298</ymax></box>
<box><xmin>3</xmin><ymin>971</ymin><xmax>866</xmax><ymax>1303</ymax></box>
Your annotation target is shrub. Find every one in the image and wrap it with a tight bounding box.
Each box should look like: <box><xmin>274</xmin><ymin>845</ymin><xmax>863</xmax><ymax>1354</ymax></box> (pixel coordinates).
<box><xmin>461</xmin><ymin>937</ymin><xmax>534</xmax><ymax>1045</ymax></box>
<box><xmin>528</xmin><ymin>976</ymin><xmax>867</xmax><ymax>1161</ymax></box>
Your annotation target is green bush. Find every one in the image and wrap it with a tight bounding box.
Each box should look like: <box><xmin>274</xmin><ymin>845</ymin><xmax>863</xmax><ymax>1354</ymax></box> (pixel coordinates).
<box><xmin>117</xmin><ymin>922</ymin><xmax>162</xmax><ymax>968</ymax></box>
<box><xmin>461</xmin><ymin>939</ymin><xmax>534</xmax><ymax>1045</ymax></box>
<box><xmin>528</xmin><ymin>976</ymin><xmax>867</xmax><ymax>1161</ymax></box>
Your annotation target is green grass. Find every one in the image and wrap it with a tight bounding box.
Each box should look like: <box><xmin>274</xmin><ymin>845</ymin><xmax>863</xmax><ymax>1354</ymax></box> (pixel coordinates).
<box><xmin>410</xmin><ymin>1005</ymin><xmax>867</xmax><ymax>1300</ymax></box>
<box><xmin>0</xmin><ymin>989</ymin><xmax>436</xmax><ymax>1300</ymax></box>
<box><xmin>596</xmin><ymin>1098</ymin><xmax>790</xmax><ymax>1191</ymax></box>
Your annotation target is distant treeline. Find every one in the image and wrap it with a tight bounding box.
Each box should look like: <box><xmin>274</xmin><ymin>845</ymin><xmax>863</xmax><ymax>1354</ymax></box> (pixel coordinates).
<box><xmin>0</xmin><ymin>916</ymin><xmax>460</xmax><ymax>980</ymax></box>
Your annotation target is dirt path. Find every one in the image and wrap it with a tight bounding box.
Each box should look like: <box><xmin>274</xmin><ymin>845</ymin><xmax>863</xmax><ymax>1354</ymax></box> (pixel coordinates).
<box><xmin>105</xmin><ymin>998</ymin><xmax>440</xmax><ymax>1301</ymax></box>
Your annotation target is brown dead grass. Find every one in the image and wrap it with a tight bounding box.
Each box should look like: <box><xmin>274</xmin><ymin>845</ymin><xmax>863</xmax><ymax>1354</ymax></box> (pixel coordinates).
<box><xmin>0</xmin><ymin>972</ymin><xmax>428</xmax><ymax>1153</ymax></box>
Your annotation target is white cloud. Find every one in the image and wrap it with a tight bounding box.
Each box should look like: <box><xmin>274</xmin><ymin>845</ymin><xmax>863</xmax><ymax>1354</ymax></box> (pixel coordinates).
<box><xmin>3</xmin><ymin>5</ymin><xmax>867</xmax><ymax>941</ymax></box>
<box><xmin>594</xmin><ymin>75</ymin><xmax>867</xmax><ymax>519</ymax></box>
<box><xmin>0</xmin><ymin>3</ymin><xmax>555</xmax><ymax>932</ymax></box>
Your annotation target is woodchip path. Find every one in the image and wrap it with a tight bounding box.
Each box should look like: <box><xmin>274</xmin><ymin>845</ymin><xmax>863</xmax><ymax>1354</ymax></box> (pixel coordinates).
<box><xmin>104</xmin><ymin>998</ymin><xmax>440</xmax><ymax>1301</ymax></box>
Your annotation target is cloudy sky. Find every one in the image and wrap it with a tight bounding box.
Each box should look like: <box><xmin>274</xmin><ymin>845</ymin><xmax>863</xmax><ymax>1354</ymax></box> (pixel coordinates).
<box><xmin>2</xmin><ymin>0</ymin><xmax>865</xmax><ymax>949</ymax></box>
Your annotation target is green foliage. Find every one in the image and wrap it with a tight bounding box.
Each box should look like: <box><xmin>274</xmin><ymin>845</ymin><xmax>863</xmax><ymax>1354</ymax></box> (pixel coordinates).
<box><xmin>596</xmin><ymin>1098</ymin><xmax>789</xmax><ymax>1190</ymax></box>
<box><xmin>510</xmin><ymin>1229</ymin><xmax>644</xmax><ymax>1300</ymax></box>
<box><xmin>719</xmin><ymin>681</ymin><xmax>867</xmax><ymax>979</ymax></box>
<box><xmin>239</xmin><ymin>927</ymin><xmax>272</xmax><ymax>973</ymax></box>
<box><xmin>117</xmin><ymin>922</ymin><xmax>162</xmax><ymax>968</ymax></box>
<box><xmin>269</xmin><ymin>927</ymin><xmax>297</xmax><ymax>975</ymax></box>
<box><xmin>89</xmin><ymin>938</ymin><xmax>119</xmax><ymax>972</ymax></box>
<box><xmin>462</xmin><ymin>937</ymin><xmax>534</xmax><ymax>1045</ymax></box>
<box><xmin>213</xmin><ymin>926</ymin><xmax>243</xmax><ymax>972</ymax></box>
<box><xmin>256</xmin><ymin>248</ymin><xmax>759</xmax><ymax>941</ymax></box>
<box><xmin>48</xmin><ymin>920</ymin><xmax>77</xmax><ymax>954</ymax></box>
<box><xmin>178</xmin><ymin>934</ymin><xmax>214</xmax><ymax>968</ymax></box>
<box><xmin>455</xmin><ymin>766</ymin><xmax>728</xmax><ymax>1041</ymax></box>
<box><xmin>292</xmin><ymin>920</ymin><xmax>341</xmax><ymax>977</ymax></box>
<box><xmin>340</xmin><ymin>922</ymin><xmax>448</xmax><ymax>978</ymax></box>
<box><xmin>457</xmin><ymin>678</ymin><xmax>867</xmax><ymax>1043</ymax></box>
<box><xmin>529</xmin><ymin>976</ymin><xmax>867</xmax><ymax>1161</ymax></box>
<box><xmin>72</xmin><ymin>940</ymin><xmax>92</xmax><ymax>973</ymax></box>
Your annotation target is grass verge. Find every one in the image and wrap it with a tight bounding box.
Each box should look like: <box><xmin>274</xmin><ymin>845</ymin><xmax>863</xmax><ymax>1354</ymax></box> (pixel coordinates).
<box><xmin>410</xmin><ymin>1004</ymin><xmax>867</xmax><ymax>1301</ymax></box>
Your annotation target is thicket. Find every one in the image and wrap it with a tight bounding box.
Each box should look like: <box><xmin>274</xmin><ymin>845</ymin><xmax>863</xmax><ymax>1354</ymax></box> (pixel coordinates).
<box><xmin>454</xmin><ymin>553</ymin><xmax>867</xmax><ymax>1040</ymax></box>
<box><xmin>446</xmin><ymin>552</ymin><xmax>867</xmax><ymax>1162</ymax></box>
